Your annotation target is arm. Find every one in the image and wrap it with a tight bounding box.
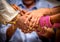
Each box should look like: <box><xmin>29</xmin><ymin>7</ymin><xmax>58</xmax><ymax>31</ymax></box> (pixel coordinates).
<box><xmin>8</xmin><ymin>28</ymin><xmax>42</xmax><ymax>42</ymax></box>
<box><xmin>6</xmin><ymin>24</ymin><xmax>17</xmax><ymax>39</ymax></box>
<box><xmin>50</xmin><ymin>13</ymin><xmax>60</xmax><ymax>24</ymax></box>
<box><xmin>43</xmin><ymin>6</ymin><xmax>60</xmax><ymax>16</ymax></box>
<box><xmin>37</xmin><ymin>6</ymin><xmax>60</xmax><ymax>16</ymax></box>
<box><xmin>6</xmin><ymin>14</ymin><xmax>21</xmax><ymax>39</ymax></box>
<box><xmin>39</xmin><ymin>13</ymin><xmax>60</xmax><ymax>28</ymax></box>
<box><xmin>6</xmin><ymin>23</ymin><xmax>54</xmax><ymax>39</ymax></box>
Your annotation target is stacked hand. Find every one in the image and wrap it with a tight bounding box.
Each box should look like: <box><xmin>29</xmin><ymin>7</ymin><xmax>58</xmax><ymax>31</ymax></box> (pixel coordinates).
<box><xmin>11</xmin><ymin>4</ymin><xmax>55</xmax><ymax>37</ymax></box>
<box><xmin>17</xmin><ymin>8</ymin><xmax>51</xmax><ymax>29</ymax></box>
<box><xmin>7</xmin><ymin>6</ymin><xmax>54</xmax><ymax>38</ymax></box>
<box><xmin>11</xmin><ymin>4</ymin><xmax>51</xmax><ymax>28</ymax></box>
<box><xmin>7</xmin><ymin>5</ymin><xmax>60</xmax><ymax>38</ymax></box>
<box><xmin>16</xmin><ymin>10</ymin><xmax>43</xmax><ymax>30</ymax></box>
<box><xmin>16</xmin><ymin>13</ymin><xmax>54</xmax><ymax>38</ymax></box>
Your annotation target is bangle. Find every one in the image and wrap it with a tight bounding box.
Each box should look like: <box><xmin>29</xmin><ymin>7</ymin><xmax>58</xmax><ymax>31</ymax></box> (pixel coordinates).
<box><xmin>3</xmin><ymin>14</ymin><xmax>19</xmax><ymax>25</ymax></box>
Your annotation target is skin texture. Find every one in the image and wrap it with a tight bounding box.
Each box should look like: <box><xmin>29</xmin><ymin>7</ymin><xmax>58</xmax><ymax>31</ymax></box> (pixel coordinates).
<box><xmin>6</xmin><ymin>5</ymin><xmax>60</xmax><ymax>39</ymax></box>
<box><xmin>23</xmin><ymin>8</ymin><xmax>60</xmax><ymax>27</ymax></box>
<box><xmin>50</xmin><ymin>13</ymin><xmax>60</xmax><ymax>24</ymax></box>
<box><xmin>6</xmin><ymin>13</ymin><xmax>54</xmax><ymax>39</ymax></box>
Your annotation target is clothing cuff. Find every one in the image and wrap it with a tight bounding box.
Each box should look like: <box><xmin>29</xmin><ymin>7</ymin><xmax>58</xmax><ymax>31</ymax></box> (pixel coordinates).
<box><xmin>39</xmin><ymin>16</ymin><xmax>52</xmax><ymax>28</ymax></box>
<box><xmin>53</xmin><ymin>23</ymin><xmax>60</xmax><ymax>28</ymax></box>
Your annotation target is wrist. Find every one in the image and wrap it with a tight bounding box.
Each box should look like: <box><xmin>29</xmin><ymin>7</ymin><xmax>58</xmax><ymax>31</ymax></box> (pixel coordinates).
<box><xmin>39</xmin><ymin>16</ymin><xmax>53</xmax><ymax>28</ymax></box>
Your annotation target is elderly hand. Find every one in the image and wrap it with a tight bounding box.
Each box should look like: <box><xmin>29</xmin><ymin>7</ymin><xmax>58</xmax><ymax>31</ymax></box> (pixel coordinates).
<box><xmin>15</xmin><ymin>8</ymin><xmax>47</xmax><ymax>32</ymax></box>
<box><xmin>16</xmin><ymin>8</ymin><xmax>52</xmax><ymax>30</ymax></box>
<box><xmin>16</xmin><ymin>14</ymin><xmax>54</xmax><ymax>38</ymax></box>
<box><xmin>24</xmin><ymin>8</ymin><xmax>50</xmax><ymax>28</ymax></box>
<box><xmin>16</xmin><ymin>13</ymin><xmax>31</xmax><ymax>33</ymax></box>
<box><xmin>7</xmin><ymin>9</ymin><xmax>54</xmax><ymax>38</ymax></box>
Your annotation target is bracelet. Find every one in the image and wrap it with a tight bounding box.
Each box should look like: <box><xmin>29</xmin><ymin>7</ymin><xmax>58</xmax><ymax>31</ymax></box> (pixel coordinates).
<box><xmin>3</xmin><ymin>14</ymin><xmax>19</xmax><ymax>25</ymax></box>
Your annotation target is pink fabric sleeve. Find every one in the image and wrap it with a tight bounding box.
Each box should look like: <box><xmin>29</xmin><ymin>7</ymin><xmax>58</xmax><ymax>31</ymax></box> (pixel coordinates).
<box><xmin>39</xmin><ymin>16</ymin><xmax>53</xmax><ymax>28</ymax></box>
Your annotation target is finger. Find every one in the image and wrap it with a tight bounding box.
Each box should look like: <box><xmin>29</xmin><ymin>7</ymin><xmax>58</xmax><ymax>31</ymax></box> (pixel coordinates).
<box><xmin>19</xmin><ymin>10</ymin><xmax>27</xmax><ymax>16</ymax></box>
<box><xmin>36</xmin><ymin>16</ymin><xmax>40</xmax><ymax>25</ymax></box>
<box><xmin>11</xmin><ymin>4</ymin><xmax>21</xmax><ymax>11</ymax></box>
<box><xmin>20</xmin><ymin>15</ymin><xmax>30</xmax><ymax>26</ymax></box>
<box><xmin>13</xmin><ymin>4</ymin><xmax>22</xmax><ymax>11</ymax></box>
<box><xmin>29</xmin><ymin>17</ymin><xmax>35</xmax><ymax>27</ymax></box>
<box><xmin>12</xmin><ymin>5</ymin><xmax>18</xmax><ymax>10</ymax></box>
<box><xmin>25</xmin><ymin>11</ymin><xmax>31</xmax><ymax>15</ymax></box>
<box><xmin>24</xmin><ymin>14</ymin><xmax>32</xmax><ymax>24</ymax></box>
<box><xmin>25</xmin><ymin>20</ymin><xmax>30</xmax><ymax>26</ymax></box>
<box><xmin>22</xmin><ymin>10</ymin><xmax>28</xmax><ymax>14</ymax></box>
<box><xmin>31</xmin><ymin>17</ymin><xmax>37</xmax><ymax>27</ymax></box>
<box><xmin>17</xmin><ymin>18</ymin><xmax>27</xmax><ymax>29</ymax></box>
<box><xmin>19</xmin><ymin>10</ymin><xmax>25</xmax><ymax>16</ymax></box>
<box><xmin>32</xmin><ymin>17</ymin><xmax>38</xmax><ymax>28</ymax></box>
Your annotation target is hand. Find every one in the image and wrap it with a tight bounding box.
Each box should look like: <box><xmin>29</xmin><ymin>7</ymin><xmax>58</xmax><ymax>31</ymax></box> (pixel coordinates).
<box><xmin>15</xmin><ymin>9</ymin><xmax>44</xmax><ymax>33</ymax></box>
<box><xmin>24</xmin><ymin>8</ymin><xmax>56</xmax><ymax>28</ymax></box>
<box><xmin>19</xmin><ymin>10</ymin><xmax>28</xmax><ymax>16</ymax></box>
<box><xmin>24</xmin><ymin>9</ymin><xmax>48</xmax><ymax>28</ymax></box>
<box><xmin>8</xmin><ymin>12</ymin><xmax>54</xmax><ymax>38</ymax></box>
<box><xmin>37</xmin><ymin>27</ymin><xmax>54</xmax><ymax>38</ymax></box>
<box><xmin>15</xmin><ymin>11</ymin><xmax>40</xmax><ymax>33</ymax></box>
<box><xmin>16</xmin><ymin>15</ymin><xmax>54</xmax><ymax>38</ymax></box>
<box><xmin>15</xmin><ymin>8</ymin><xmax>53</xmax><ymax>33</ymax></box>
<box><xmin>16</xmin><ymin>14</ymin><xmax>31</xmax><ymax>33</ymax></box>
<box><xmin>11</xmin><ymin>4</ymin><xmax>28</xmax><ymax>16</ymax></box>
<box><xmin>17</xmin><ymin>8</ymin><xmax>51</xmax><ymax>28</ymax></box>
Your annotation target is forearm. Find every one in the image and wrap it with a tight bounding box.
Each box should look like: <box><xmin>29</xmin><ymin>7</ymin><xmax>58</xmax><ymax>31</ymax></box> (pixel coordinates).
<box><xmin>50</xmin><ymin>13</ymin><xmax>60</xmax><ymax>28</ymax></box>
<box><xmin>36</xmin><ymin>27</ymin><xmax>54</xmax><ymax>38</ymax></box>
<box><xmin>6</xmin><ymin>24</ymin><xmax>17</xmax><ymax>39</ymax></box>
<box><xmin>49</xmin><ymin>7</ymin><xmax>60</xmax><ymax>15</ymax></box>
<box><xmin>50</xmin><ymin>13</ymin><xmax>60</xmax><ymax>24</ymax></box>
<box><xmin>44</xmin><ymin>6</ymin><xmax>60</xmax><ymax>16</ymax></box>
<box><xmin>6</xmin><ymin>14</ymin><xmax>20</xmax><ymax>39</ymax></box>
<box><xmin>39</xmin><ymin>13</ymin><xmax>60</xmax><ymax>28</ymax></box>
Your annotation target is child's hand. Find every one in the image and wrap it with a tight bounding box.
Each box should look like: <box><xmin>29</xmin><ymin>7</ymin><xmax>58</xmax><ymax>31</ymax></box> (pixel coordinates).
<box><xmin>37</xmin><ymin>27</ymin><xmax>54</xmax><ymax>38</ymax></box>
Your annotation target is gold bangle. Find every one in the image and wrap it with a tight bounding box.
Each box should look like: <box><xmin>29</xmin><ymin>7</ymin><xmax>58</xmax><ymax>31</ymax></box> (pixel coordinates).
<box><xmin>3</xmin><ymin>14</ymin><xmax>18</xmax><ymax>25</ymax></box>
